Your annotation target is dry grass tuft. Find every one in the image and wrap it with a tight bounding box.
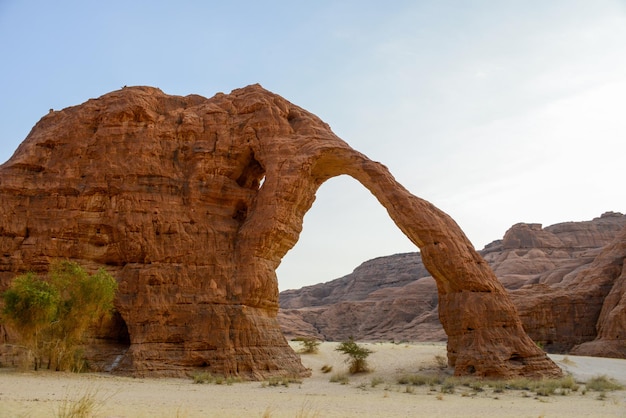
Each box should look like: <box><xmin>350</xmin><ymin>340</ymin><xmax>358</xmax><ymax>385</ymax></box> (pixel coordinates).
<box><xmin>56</xmin><ymin>387</ymin><xmax>102</xmax><ymax>418</ymax></box>
<box><xmin>263</xmin><ymin>376</ymin><xmax>303</xmax><ymax>388</ymax></box>
<box><xmin>585</xmin><ymin>375</ymin><xmax>623</xmax><ymax>392</ymax></box>
<box><xmin>397</xmin><ymin>373</ymin><xmax>444</xmax><ymax>386</ymax></box>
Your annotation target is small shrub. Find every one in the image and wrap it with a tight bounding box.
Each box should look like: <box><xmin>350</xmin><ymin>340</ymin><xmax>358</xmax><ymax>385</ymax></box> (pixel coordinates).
<box><xmin>492</xmin><ymin>381</ymin><xmax>506</xmax><ymax>394</ymax></box>
<box><xmin>469</xmin><ymin>380</ymin><xmax>485</xmax><ymax>392</ymax></box>
<box><xmin>225</xmin><ymin>376</ymin><xmax>243</xmax><ymax>385</ymax></box>
<box><xmin>434</xmin><ymin>354</ymin><xmax>448</xmax><ymax>370</ymax></box>
<box><xmin>585</xmin><ymin>375</ymin><xmax>623</xmax><ymax>392</ymax></box>
<box><xmin>503</xmin><ymin>377</ymin><xmax>533</xmax><ymax>391</ymax></box>
<box><xmin>559</xmin><ymin>375</ymin><xmax>579</xmax><ymax>391</ymax></box>
<box><xmin>397</xmin><ymin>374</ymin><xmax>443</xmax><ymax>386</ymax></box>
<box><xmin>265</xmin><ymin>376</ymin><xmax>302</xmax><ymax>387</ymax></box>
<box><xmin>440</xmin><ymin>379</ymin><xmax>455</xmax><ymax>394</ymax></box>
<box><xmin>329</xmin><ymin>373</ymin><xmax>350</xmax><ymax>385</ymax></box>
<box><xmin>294</xmin><ymin>337</ymin><xmax>321</xmax><ymax>354</ymax></box>
<box><xmin>192</xmin><ymin>371</ymin><xmax>214</xmax><ymax>384</ymax></box>
<box><xmin>266</xmin><ymin>377</ymin><xmax>283</xmax><ymax>387</ymax></box>
<box><xmin>288</xmin><ymin>376</ymin><xmax>303</xmax><ymax>385</ymax></box>
<box><xmin>534</xmin><ymin>381</ymin><xmax>558</xmax><ymax>397</ymax></box>
<box><xmin>192</xmin><ymin>372</ymin><xmax>243</xmax><ymax>385</ymax></box>
<box><xmin>335</xmin><ymin>338</ymin><xmax>373</xmax><ymax>374</ymax></box>
<box><xmin>370</xmin><ymin>376</ymin><xmax>384</xmax><ymax>387</ymax></box>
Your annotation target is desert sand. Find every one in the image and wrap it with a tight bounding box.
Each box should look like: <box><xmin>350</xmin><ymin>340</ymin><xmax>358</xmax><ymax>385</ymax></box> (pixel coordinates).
<box><xmin>1</xmin><ymin>342</ymin><xmax>625</xmax><ymax>417</ymax></box>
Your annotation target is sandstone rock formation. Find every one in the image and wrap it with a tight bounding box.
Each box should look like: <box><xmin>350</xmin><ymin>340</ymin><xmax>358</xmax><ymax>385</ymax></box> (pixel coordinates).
<box><xmin>280</xmin><ymin>212</ymin><xmax>626</xmax><ymax>358</ymax></box>
<box><xmin>498</xmin><ymin>213</ymin><xmax>626</xmax><ymax>357</ymax></box>
<box><xmin>0</xmin><ymin>85</ymin><xmax>560</xmax><ymax>378</ymax></box>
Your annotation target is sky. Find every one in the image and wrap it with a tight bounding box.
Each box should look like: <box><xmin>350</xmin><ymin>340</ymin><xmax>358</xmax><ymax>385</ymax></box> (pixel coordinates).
<box><xmin>1</xmin><ymin>1</ymin><xmax>625</xmax><ymax>292</ymax></box>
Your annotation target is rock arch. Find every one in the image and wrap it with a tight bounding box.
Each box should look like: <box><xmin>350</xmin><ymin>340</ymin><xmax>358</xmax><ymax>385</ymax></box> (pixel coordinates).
<box><xmin>0</xmin><ymin>84</ymin><xmax>561</xmax><ymax>379</ymax></box>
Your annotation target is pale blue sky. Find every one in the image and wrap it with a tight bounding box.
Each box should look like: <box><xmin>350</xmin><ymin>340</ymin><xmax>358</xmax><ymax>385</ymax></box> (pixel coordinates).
<box><xmin>1</xmin><ymin>1</ymin><xmax>625</xmax><ymax>291</ymax></box>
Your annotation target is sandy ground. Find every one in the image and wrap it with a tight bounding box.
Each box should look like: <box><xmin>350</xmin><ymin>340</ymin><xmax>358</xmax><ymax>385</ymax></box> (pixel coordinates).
<box><xmin>1</xmin><ymin>342</ymin><xmax>625</xmax><ymax>417</ymax></box>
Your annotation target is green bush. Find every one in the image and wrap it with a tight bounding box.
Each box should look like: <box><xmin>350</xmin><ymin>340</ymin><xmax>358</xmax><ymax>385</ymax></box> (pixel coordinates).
<box><xmin>335</xmin><ymin>338</ymin><xmax>373</xmax><ymax>374</ymax></box>
<box><xmin>294</xmin><ymin>337</ymin><xmax>321</xmax><ymax>354</ymax></box>
<box><xmin>2</xmin><ymin>260</ymin><xmax>118</xmax><ymax>371</ymax></box>
<box><xmin>1</xmin><ymin>273</ymin><xmax>59</xmax><ymax>369</ymax></box>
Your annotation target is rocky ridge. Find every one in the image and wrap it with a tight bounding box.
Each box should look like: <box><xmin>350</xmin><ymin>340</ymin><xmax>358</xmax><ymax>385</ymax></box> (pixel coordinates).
<box><xmin>279</xmin><ymin>212</ymin><xmax>626</xmax><ymax>358</ymax></box>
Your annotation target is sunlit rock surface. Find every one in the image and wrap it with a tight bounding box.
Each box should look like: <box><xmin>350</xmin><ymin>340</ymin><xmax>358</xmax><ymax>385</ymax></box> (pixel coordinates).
<box><xmin>0</xmin><ymin>85</ymin><xmax>560</xmax><ymax>378</ymax></box>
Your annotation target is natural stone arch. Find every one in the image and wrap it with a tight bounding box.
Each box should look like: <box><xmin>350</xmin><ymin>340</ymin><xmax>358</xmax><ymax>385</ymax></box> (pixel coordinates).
<box><xmin>219</xmin><ymin>86</ymin><xmax>561</xmax><ymax>379</ymax></box>
<box><xmin>0</xmin><ymin>84</ymin><xmax>561</xmax><ymax>379</ymax></box>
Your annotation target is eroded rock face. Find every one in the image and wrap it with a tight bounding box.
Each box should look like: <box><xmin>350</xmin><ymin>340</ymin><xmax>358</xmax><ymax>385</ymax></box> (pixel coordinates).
<box><xmin>0</xmin><ymin>85</ymin><xmax>560</xmax><ymax>378</ymax></box>
<box><xmin>280</xmin><ymin>213</ymin><xmax>626</xmax><ymax>358</ymax></box>
<box><xmin>500</xmin><ymin>214</ymin><xmax>626</xmax><ymax>356</ymax></box>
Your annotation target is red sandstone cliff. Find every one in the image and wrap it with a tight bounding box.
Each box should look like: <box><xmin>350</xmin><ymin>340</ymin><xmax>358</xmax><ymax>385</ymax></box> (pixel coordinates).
<box><xmin>0</xmin><ymin>85</ymin><xmax>560</xmax><ymax>378</ymax></box>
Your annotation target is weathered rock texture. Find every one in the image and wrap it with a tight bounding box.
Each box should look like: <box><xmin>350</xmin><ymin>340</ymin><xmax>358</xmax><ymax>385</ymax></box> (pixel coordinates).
<box><xmin>280</xmin><ymin>254</ymin><xmax>443</xmax><ymax>342</ymax></box>
<box><xmin>280</xmin><ymin>212</ymin><xmax>626</xmax><ymax>358</ymax></box>
<box><xmin>0</xmin><ymin>85</ymin><xmax>560</xmax><ymax>378</ymax></box>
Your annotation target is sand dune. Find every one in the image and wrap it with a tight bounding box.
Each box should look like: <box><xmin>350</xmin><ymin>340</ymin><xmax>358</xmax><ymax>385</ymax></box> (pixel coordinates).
<box><xmin>1</xmin><ymin>342</ymin><xmax>625</xmax><ymax>417</ymax></box>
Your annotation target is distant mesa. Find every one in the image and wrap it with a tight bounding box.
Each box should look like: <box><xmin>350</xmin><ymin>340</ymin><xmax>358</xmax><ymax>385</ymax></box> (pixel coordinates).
<box><xmin>0</xmin><ymin>85</ymin><xmax>560</xmax><ymax>379</ymax></box>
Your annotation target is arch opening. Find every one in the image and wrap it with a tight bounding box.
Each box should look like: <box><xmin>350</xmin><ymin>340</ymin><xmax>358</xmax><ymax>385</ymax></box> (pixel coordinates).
<box><xmin>271</xmin><ymin>148</ymin><xmax>563</xmax><ymax>378</ymax></box>
<box><xmin>276</xmin><ymin>175</ymin><xmax>415</xmax><ymax>292</ymax></box>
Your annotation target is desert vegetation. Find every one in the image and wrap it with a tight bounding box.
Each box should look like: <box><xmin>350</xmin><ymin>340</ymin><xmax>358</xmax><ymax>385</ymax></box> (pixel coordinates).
<box><xmin>0</xmin><ymin>342</ymin><xmax>624</xmax><ymax>417</ymax></box>
<box><xmin>335</xmin><ymin>337</ymin><xmax>373</xmax><ymax>373</ymax></box>
<box><xmin>261</xmin><ymin>376</ymin><xmax>304</xmax><ymax>388</ymax></box>
<box><xmin>191</xmin><ymin>371</ymin><xmax>243</xmax><ymax>385</ymax></box>
<box><xmin>395</xmin><ymin>369</ymin><xmax>623</xmax><ymax>399</ymax></box>
<box><xmin>1</xmin><ymin>260</ymin><xmax>118</xmax><ymax>372</ymax></box>
<box><xmin>294</xmin><ymin>337</ymin><xmax>321</xmax><ymax>354</ymax></box>
<box><xmin>55</xmin><ymin>387</ymin><xmax>104</xmax><ymax>418</ymax></box>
